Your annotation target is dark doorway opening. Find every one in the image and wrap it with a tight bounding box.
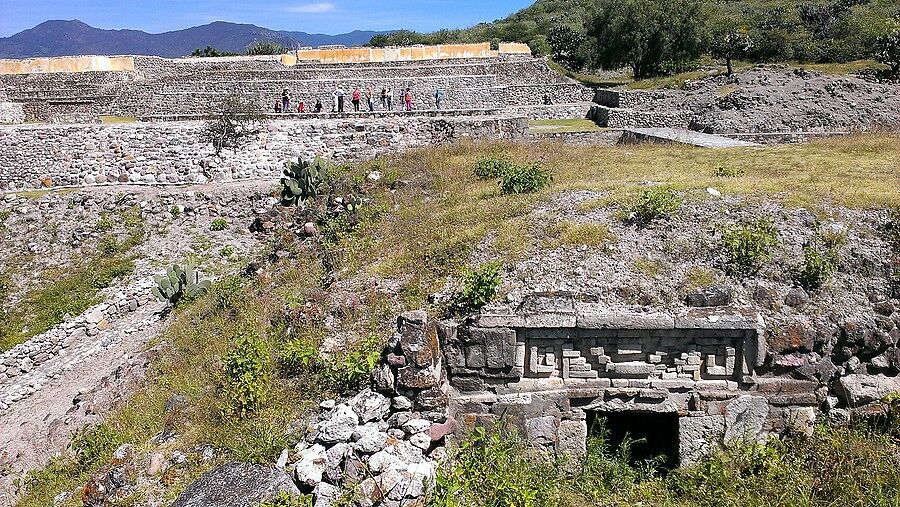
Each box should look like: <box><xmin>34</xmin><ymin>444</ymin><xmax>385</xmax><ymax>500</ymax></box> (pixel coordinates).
<box><xmin>587</xmin><ymin>411</ymin><xmax>679</xmax><ymax>470</ymax></box>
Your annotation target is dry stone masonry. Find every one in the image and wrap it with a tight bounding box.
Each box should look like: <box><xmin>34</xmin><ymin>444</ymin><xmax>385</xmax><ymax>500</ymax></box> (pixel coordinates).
<box><xmin>0</xmin><ymin>116</ymin><xmax>527</xmax><ymax>191</ymax></box>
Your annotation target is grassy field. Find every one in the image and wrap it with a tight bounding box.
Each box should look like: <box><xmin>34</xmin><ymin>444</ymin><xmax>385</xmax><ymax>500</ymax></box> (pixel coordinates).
<box><xmin>12</xmin><ymin>133</ymin><xmax>900</xmax><ymax>506</ymax></box>
<box><xmin>528</xmin><ymin>118</ymin><xmax>602</xmax><ymax>133</ymax></box>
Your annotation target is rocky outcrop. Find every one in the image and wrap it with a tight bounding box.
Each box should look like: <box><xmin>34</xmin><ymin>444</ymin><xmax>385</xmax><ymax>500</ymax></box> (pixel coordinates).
<box><xmin>171</xmin><ymin>462</ymin><xmax>301</xmax><ymax>507</ymax></box>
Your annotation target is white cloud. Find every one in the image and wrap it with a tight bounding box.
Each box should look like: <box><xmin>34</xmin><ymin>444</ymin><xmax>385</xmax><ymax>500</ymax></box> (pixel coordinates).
<box><xmin>284</xmin><ymin>3</ymin><xmax>335</xmax><ymax>14</ymax></box>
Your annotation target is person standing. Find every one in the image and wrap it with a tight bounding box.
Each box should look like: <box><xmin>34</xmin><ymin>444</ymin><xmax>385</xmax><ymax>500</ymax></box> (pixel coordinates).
<box><xmin>351</xmin><ymin>87</ymin><xmax>361</xmax><ymax>112</ymax></box>
<box><xmin>434</xmin><ymin>88</ymin><xmax>445</xmax><ymax>110</ymax></box>
<box><xmin>331</xmin><ymin>89</ymin><xmax>339</xmax><ymax>112</ymax></box>
<box><xmin>366</xmin><ymin>88</ymin><xmax>374</xmax><ymax>112</ymax></box>
<box><xmin>336</xmin><ymin>87</ymin><xmax>345</xmax><ymax>113</ymax></box>
<box><xmin>385</xmin><ymin>87</ymin><xmax>393</xmax><ymax>110</ymax></box>
<box><xmin>281</xmin><ymin>88</ymin><xmax>290</xmax><ymax>113</ymax></box>
<box><xmin>404</xmin><ymin>88</ymin><xmax>413</xmax><ymax>111</ymax></box>
<box><xmin>314</xmin><ymin>99</ymin><xmax>323</xmax><ymax>113</ymax></box>
<box><xmin>298</xmin><ymin>101</ymin><xmax>305</xmax><ymax>113</ymax></box>
<box><xmin>380</xmin><ymin>88</ymin><xmax>388</xmax><ymax>110</ymax></box>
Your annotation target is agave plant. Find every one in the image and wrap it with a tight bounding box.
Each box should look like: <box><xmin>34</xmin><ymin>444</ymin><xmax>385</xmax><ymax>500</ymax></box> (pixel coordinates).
<box><xmin>281</xmin><ymin>158</ymin><xmax>328</xmax><ymax>206</ymax></box>
<box><xmin>152</xmin><ymin>264</ymin><xmax>211</xmax><ymax>306</ymax></box>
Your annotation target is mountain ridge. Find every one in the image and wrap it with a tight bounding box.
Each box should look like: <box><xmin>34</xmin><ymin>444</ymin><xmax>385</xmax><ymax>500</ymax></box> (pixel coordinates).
<box><xmin>0</xmin><ymin>20</ymin><xmax>393</xmax><ymax>59</ymax></box>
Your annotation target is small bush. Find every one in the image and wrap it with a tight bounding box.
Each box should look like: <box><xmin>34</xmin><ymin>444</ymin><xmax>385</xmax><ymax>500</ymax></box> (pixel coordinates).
<box><xmin>212</xmin><ymin>274</ymin><xmax>244</xmax><ymax>310</ymax></box>
<box><xmin>219</xmin><ymin>246</ymin><xmax>234</xmax><ymax>257</ymax></box>
<box><xmin>221</xmin><ymin>332</ymin><xmax>270</xmax><ymax>417</ymax></box>
<box><xmin>499</xmin><ymin>163</ymin><xmax>552</xmax><ymax>195</ymax></box>
<box><xmin>260</xmin><ymin>491</ymin><xmax>313</xmax><ymax>507</ymax></box>
<box><xmin>320</xmin><ymin>335</ymin><xmax>381</xmax><ymax>392</ymax></box>
<box><xmin>721</xmin><ymin>218</ymin><xmax>779</xmax><ymax>276</ymax></box>
<box><xmin>458</xmin><ymin>261</ymin><xmax>502</xmax><ymax>310</ymax></box>
<box><xmin>210</xmin><ymin>218</ymin><xmax>228</xmax><ymax>231</ymax></box>
<box><xmin>95</xmin><ymin>213</ymin><xmax>114</xmax><ymax>232</ymax></box>
<box><xmin>714</xmin><ymin>166</ymin><xmax>745</xmax><ymax>178</ymax></box>
<box><xmin>795</xmin><ymin>246</ymin><xmax>838</xmax><ymax>290</ymax></box>
<box><xmin>794</xmin><ymin>226</ymin><xmax>845</xmax><ymax>290</ymax></box>
<box><xmin>170</xmin><ymin>205</ymin><xmax>181</xmax><ymax>218</ymax></box>
<box><xmin>278</xmin><ymin>337</ymin><xmax>318</xmax><ymax>376</ymax></box>
<box><xmin>430</xmin><ymin>427</ymin><xmax>562</xmax><ymax>507</ymax></box>
<box><xmin>473</xmin><ymin>155</ymin><xmax>513</xmax><ymax>180</ymax></box>
<box><xmin>885</xmin><ymin>208</ymin><xmax>900</xmax><ymax>254</ymax></box>
<box><xmin>627</xmin><ymin>187</ymin><xmax>681</xmax><ymax>224</ymax></box>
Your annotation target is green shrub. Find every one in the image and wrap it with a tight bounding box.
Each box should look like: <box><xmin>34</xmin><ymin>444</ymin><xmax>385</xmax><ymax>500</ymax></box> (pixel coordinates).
<box><xmin>721</xmin><ymin>218</ymin><xmax>779</xmax><ymax>276</ymax></box>
<box><xmin>714</xmin><ymin>165</ymin><xmax>745</xmax><ymax>178</ymax></box>
<box><xmin>885</xmin><ymin>208</ymin><xmax>900</xmax><ymax>254</ymax></box>
<box><xmin>627</xmin><ymin>187</ymin><xmax>682</xmax><ymax>224</ymax></box>
<box><xmin>219</xmin><ymin>246</ymin><xmax>234</xmax><ymax>257</ymax></box>
<box><xmin>221</xmin><ymin>332</ymin><xmax>270</xmax><ymax>417</ymax></box>
<box><xmin>794</xmin><ymin>227</ymin><xmax>845</xmax><ymax>290</ymax></box>
<box><xmin>499</xmin><ymin>163</ymin><xmax>552</xmax><ymax>195</ymax></box>
<box><xmin>458</xmin><ymin>261</ymin><xmax>503</xmax><ymax>310</ymax></box>
<box><xmin>212</xmin><ymin>274</ymin><xmax>244</xmax><ymax>310</ymax></box>
<box><xmin>473</xmin><ymin>155</ymin><xmax>513</xmax><ymax>180</ymax></box>
<box><xmin>95</xmin><ymin>213</ymin><xmax>114</xmax><ymax>232</ymax></box>
<box><xmin>430</xmin><ymin>427</ymin><xmax>562</xmax><ymax>507</ymax></box>
<box><xmin>70</xmin><ymin>423</ymin><xmax>126</xmax><ymax>472</ymax></box>
<box><xmin>320</xmin><ymin>335</ymin><xmax>381</xmax><ymax>393</ymax></box>
<box><xmin>795</xmin><ymin>245</ymin><xmax>838</xmax><ymax>290</ymax></box>
<box><xmin>278</xmin><ymin>337</ymin><xmax>319</xmax><ymax>376</ymax></box>
<box><xmin>210</xmin><ymin>218</ymin><xmax>228</xmax><ymax>231</ymax></box>
<box><xmin>260</xmin><ymin>491</ymin><xmax>313</xmax><ymax>507</ymax></box>
<box><xmin>170</xmin><ymin>205</ymin><xmax>181</xmax><ymax>218</ymax></box>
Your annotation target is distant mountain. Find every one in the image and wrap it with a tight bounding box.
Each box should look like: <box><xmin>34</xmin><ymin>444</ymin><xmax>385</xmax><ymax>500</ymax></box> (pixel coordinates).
<box><xmin>0</xmin><ymin>20</ymin><xmax>393</xmax><ymax>59</ymax></box>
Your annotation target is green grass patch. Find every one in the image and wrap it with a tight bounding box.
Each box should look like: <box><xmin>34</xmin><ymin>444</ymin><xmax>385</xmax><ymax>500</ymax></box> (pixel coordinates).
<box><xmin>528</xmin><ymin>119</ymin><xmax>602</xmax><ymax>133</ymax></box>
<box><xmin>0</xmin><ymin>207</ymin><xmax>144</xmax><ymax>352</ymax></box>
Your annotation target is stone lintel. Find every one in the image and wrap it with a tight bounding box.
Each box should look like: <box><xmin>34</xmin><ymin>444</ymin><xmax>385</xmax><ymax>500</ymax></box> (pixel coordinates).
<box><xmin>674</xmin><ymin>307</ymin><xmax>764</xmax><ymax>330</ymax></box>
<box><xmin>575</xmin><ymin>304</ymin><xmax>675</xmax><ymax>329</ymax></box>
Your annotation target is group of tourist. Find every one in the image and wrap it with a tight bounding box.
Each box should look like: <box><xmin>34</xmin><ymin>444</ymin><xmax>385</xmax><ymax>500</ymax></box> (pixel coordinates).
<box><xmin>274</xmin><ymin>87</ymin><xmax>447</xmax><ymax>114</ymax></box>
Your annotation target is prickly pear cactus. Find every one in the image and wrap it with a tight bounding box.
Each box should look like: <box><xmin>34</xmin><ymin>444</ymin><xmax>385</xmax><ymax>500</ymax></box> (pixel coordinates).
<box><xmin>281</xmin><ymin>158</ymin><xmax>328</xmax><ymax>206</ymax></box>
<box><xmin>152</xmin><ymin>264</ymin><xmax>211</xmax><ymax>306</ymax></box>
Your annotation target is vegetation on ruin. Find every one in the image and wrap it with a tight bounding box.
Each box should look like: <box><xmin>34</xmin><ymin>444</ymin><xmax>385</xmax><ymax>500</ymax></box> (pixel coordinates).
<box><xmin>720</xmin><ymin>218</ymin><xmax>781</xmax><ymax>277</ymax></box>
<box><xmin>12</xmin><ymin>133</ymin><xmax>900</xmax><ymax>506</ymax></box>
<box><xmin>429</xmin><ymin>416</ymin><xmax>900</xmax><ymax>507</ymax></box>
<box><xmin>457</xmin><ymin>261</ymin><xmax>503</xmax><ymax>310</ymax></box>
<box><xmin>0</xmin><ymin>206</ymin><xmax>144</xmax><ymax>353</ymax></box>
<box><xmin>202</xmin><ymin>93</ymin><xmax>269</xmax><ymax>155</ymax></box>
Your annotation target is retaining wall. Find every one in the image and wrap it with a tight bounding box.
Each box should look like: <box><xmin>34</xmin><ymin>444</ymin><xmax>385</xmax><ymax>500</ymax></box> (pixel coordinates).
<box><xmin>0</xmin><ymin>115</ymin><xmax>528</xmax><ymax>190</ymax></box>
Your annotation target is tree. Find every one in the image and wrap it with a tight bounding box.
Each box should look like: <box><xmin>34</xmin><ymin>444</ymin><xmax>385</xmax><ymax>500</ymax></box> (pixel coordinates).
<box><xmin>246</xmin><ymin>41</ymin><xmax>288</xmax><ymax>56</ymax></box>
<box><xmin>547</xmin><ymin>25</ymin><xmax>588</xmax><ymax>70</ymax></box>
<box><xmin>875</xmin><ymin>19</ymin><xmax>900</xmax><ymax>77</ymax></box>
<box><xmin>709</xmin><ymin>16</ymin><xmax>754</xmax><ymax>76</ymax></box>
<box><xmin>586</xmin><ymin>0</ymin><xmax>707</xmax><ymax>79</ymax></box>
<box><xmin>202</xmin><ymin>93</ymin><xmax>268</xmax><ymax>156</ymax></box>
<box><xmin>190</xmin><ymin>46</ymin><xmax>239</xmax><ymax>57</ymax></box>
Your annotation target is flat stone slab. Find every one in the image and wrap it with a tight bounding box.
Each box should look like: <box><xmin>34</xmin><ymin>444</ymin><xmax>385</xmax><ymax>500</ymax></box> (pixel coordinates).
<box><xmin>625</xmin><ymin>127</ymin><xmax>760</xmax><ymax>148</ymax></box>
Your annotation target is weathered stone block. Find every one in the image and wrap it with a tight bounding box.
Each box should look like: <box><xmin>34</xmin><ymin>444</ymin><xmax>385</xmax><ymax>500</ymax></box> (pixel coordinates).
<box><xmin>723</xmin><ymin>395</ymin><xmax>769</xmax><ymax>443</ymax></box>
<box><xmin>525</xmin><ymin>415</ymin><xmax>559</xmax><ymax>445</ymax></box>
<box><xmin>465</xmin><ymin>345</ymin><xmax>486</xmax><ymax>368</ymax></box>
<box><xmin>679</xmin><ymin>415</ymin><xmax>724</xmax><ymax>466</ymax></box>
<box><xmin>576</xmin><ymin>304</ymin><xmax>675</xmax><ymax>329</ymax></box>
<box><xmin>557</xmin><ymin>419</ymin><xmax>587</xmax><ymax>463</ymax></box>
<box><xmin>836</xmin><ymin>374</ymin><xmax>900</xmax><ymax>406</ymax></box>
<box><xmin>471</xmin><ymin>327</ymin><xmax>517</xmax><ymax>369</ymax></box>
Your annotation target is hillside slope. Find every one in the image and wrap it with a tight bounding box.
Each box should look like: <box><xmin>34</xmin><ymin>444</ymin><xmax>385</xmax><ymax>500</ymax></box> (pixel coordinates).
<box><xmin>0</xmin><ymin>20</ymin><xmax>390</xmax><ymax>58</ymax></box>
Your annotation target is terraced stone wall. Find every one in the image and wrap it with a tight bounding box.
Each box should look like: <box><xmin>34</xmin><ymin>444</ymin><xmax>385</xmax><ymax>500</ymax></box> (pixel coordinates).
<box><xmin>0</xmin><ymin>115</ymin><xmax>527</xmax><ymax>190</ymax></box>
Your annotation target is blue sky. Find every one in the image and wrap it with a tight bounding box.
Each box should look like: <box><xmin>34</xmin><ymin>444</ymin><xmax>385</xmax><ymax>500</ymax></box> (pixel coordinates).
<box><xmin>0</xmin><ymin>0</ymin><xmax>535</xmax><ymax>37</ymax></box>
